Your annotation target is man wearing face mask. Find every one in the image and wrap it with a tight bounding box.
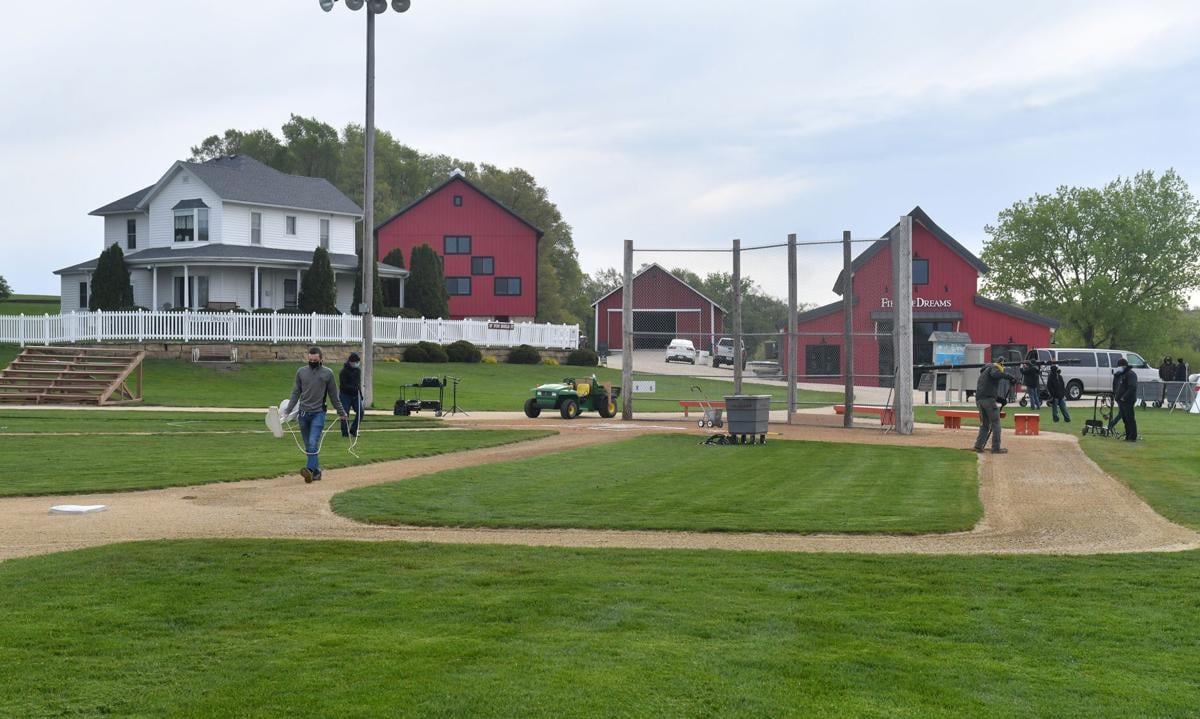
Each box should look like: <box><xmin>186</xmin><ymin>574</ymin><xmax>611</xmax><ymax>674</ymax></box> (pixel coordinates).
<box><xmin>287</xmin><ymin>346</ymin><xmax>347</xmax><ymax>483</ymax></box>
<box><xmin>339</xmin><ymin>351</ymin><xmax>364</xmax><ymax>438</ymax></box>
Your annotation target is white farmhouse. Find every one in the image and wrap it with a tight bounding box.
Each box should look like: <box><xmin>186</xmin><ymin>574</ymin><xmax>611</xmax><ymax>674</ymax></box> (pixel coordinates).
<box><xmin>55</xmin><ymin>155</ymin><xmax>407</xmax><ymax>313</ymax></box>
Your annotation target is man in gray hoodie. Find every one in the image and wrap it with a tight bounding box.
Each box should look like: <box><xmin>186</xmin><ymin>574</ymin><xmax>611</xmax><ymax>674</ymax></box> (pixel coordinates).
<box><xmin>974</xmin><ymin>359</ymin><xmax>1017</xmax><ymax>454</ymax></box>
<box><xmin>288</xmin><ymin>346</ymin><xmax>347</xmax><ymax>483</ymax></box>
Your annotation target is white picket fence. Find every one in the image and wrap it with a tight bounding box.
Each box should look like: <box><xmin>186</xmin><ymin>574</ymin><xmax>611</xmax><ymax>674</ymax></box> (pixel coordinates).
<box><xmin>0</xmin><ymin>310</ymin><xmax>579</xmax><ymax>349</ymax></box>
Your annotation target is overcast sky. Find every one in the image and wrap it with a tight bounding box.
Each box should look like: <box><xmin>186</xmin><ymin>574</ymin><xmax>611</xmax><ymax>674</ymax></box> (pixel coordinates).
<box><xmin>2</xmin><ymin>0</ymin><xmax>1198</xmax><ymax>308</ymax></box>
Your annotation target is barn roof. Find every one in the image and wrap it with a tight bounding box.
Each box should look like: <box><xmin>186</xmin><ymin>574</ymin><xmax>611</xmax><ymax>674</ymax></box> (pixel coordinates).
<box><xmin>374</xmin><ymin>172</ymin><xmax>545</xmax><ymax>239</ymax></box>
<box><xmin>590</xmin><ymin>263</ymin><xmax>727</xmax><ymax>313</ymax></box>
<box><xmin>833</xmin><ymin>206</ymin><xmax>990</xmax><ymax>294</ymax></box>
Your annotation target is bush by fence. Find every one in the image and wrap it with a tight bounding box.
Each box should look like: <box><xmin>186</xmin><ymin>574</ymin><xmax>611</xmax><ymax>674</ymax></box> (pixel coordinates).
<box><xmin>566</xmin><ymin>348</ymin><xmax>599</xmax><ymax>366</ymax></box>
<box><xmin>508</xmin><ymin>344</ymin><xmax>542</xmax><ymax>364</ymax></box>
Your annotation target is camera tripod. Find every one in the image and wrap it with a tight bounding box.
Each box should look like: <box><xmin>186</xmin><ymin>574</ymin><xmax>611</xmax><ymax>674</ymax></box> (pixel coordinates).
<box><xmin>444</xmin><ymin>376</ymin><xmax>468</xmax><ymax>416</ymax></box>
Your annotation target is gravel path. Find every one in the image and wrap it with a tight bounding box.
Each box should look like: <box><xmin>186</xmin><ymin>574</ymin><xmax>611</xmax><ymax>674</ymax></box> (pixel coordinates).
<box><xmin>2</xmin><ymin>418</ymin><xmax>1196</xmax><ymax>561</ymax></box>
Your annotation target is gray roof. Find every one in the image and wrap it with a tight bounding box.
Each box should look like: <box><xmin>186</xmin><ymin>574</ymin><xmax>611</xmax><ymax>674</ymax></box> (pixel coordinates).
<box><xmin>55</xmin><ymin>244</ymin><xmax>407</xmax><ymax>277</ymax></box>
<box><xmin>178</xmin><ymin>155</ymin><xmax>361</xmax><ymax>215</ymax></box>
<box><xmin>172</xmin><ymin>198</ymin><xmax>210</xmax><ymax>210</ymax></box>
<box><xmin>91</xmin><ymin>155</ymin><xmax>362</xmax><ymax>218</ymax></box>
<box><xmin>90</xmin><ymin>185</ymin><xmax>153</xmax><ymax>216</ymax></box>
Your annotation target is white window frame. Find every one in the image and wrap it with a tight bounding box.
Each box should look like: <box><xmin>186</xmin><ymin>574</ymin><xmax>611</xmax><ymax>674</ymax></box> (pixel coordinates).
<box><xmin>173</xmin><ymin>211</ymin><xmax>194</xmax><ymax>243</ymax></box>
<box><xmin>126</xmin><ymin>218</ymin><xmax>137</xmax><ymax>249</ymax></box>
<box><xmin>251</xmin><ymin>212</ymin><xmax>262</xmax><ymax>245</ymax></box>
<box><xmin>320</xmin><ymin>218</ymin><xmax>330</xmax><ymax>249</ymax></box>
<box><xmin>286</xmin><ymin>215</ymin><xmax>297</xmax><ymax>236</ymax></box>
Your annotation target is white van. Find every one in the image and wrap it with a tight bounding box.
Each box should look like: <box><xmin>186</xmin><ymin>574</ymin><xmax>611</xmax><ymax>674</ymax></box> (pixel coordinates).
<box><xmin>1024</xmin><ymin>348</ymin><xmax>1157</xmax><ymax>400</ymax></box>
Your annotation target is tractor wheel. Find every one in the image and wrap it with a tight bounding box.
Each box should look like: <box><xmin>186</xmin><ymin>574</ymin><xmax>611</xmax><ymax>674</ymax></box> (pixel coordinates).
<box><xmin>598</xmin><ymin>397</ymin><xmax>617</xmax><ymax>418</ymax></box>
<box><xmin>523</xmin><ymin>398</ymin><xmax>542</xmax><ymax>418</ymax></box>
<box><xmin>560</xmin><ymin>398</ymin><xmax>580</xmax><ymax>419</ymax></box>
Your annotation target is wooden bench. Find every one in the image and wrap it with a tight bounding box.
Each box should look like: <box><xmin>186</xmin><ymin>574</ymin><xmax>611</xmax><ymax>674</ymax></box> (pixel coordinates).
<box><xmin>680</xmin><ymin>399</ymin><xmax>725</xmax><ymax>417</ymax></box>
<box><xmin>833</xmin><ymin>404</ymin><xmax>895</xmax><ymax>424</ymax></box>
<box><xmin>934</xmin><ymin>409</ymin><xmax>1006</xmax><ymax>429</ymax></box>
<box><xmin>191</xmin><ymin>345</ymin><xmax>238</xmax><ymax>363</ymax></box>
<box><xmin>1014</xmin><ymin>413</ymin><xmax>1040</xmax><ymax>436</ymax></box>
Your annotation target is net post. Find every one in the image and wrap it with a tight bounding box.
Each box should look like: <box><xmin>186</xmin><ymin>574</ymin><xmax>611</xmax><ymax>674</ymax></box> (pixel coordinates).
<box><xmin>732</xmin><ymin>238</ymin><xmax>743</xmax><ymax>395</ymax></box>
<box><xmin>621</xmin><ymin>239</ymin><xmax>634</xmax><ymax>420</ymax></box>
<box><xmin>891</xmin><ymin>216</ymin><xmax>914</xmax><ymax>434</ymax></box>
<box><xmin>787</xmin><ymin>233</ymin><xmax>797</xmax><ymax>423</ymax></box>
<box><xmin>843</xmin><ymin>229</ymin><xmax>855</xmax><ymax>427</ymax></box>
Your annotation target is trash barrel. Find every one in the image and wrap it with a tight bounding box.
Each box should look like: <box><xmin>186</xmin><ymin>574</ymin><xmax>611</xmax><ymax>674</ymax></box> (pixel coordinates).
<box><xmin>724</xmin><ymin>394</ymin><xmax>771</xmax><ymax>444</ymax></box>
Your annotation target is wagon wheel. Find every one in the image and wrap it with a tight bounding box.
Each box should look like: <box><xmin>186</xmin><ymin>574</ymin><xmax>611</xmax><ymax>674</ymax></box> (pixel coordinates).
<box><xmin>698</xmin><ymin>419</ymin><xmax>706</xmax><ymax>428</ymax></box>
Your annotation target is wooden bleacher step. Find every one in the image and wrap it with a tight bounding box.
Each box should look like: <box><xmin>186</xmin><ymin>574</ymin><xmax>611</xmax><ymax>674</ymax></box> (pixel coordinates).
<box><xmin>0</xmin><ymin>346</ymin><xmax>145</xmax><ymax>405</ymax></box>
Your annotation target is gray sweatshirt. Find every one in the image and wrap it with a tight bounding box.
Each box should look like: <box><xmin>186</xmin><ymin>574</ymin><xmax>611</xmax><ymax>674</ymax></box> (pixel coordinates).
<box><xmin>288</xmin><ymin>364</ymin><xmax>345</xmax><ymax>414</ymax></box>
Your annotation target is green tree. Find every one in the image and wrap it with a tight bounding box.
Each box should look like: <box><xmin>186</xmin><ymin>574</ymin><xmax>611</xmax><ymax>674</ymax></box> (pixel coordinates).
<box><xmin>406</xmin><ymin>244</ymin><xmax>449</xmax><ymax>319</ymax></box>
<box><xmin>981</xmin><ymin>170</ymin><xmax>1200</xmax><ymax>349</ymax></box>
<box><xmin>298</xmin><ymin>247</ymin><xmax>338</xmax><ymax>314</ymax></box>
<box><xmin>0</xmin><ymin>275</ymin><xmax>11</xmax><ymax>301</ymax></box>
<box><xmin>281</xmin><ymin>115</ymin><xmax>341</xmax><ymax>181</ymax></box>
<box><xmin>189</xmin><ymin>128</ymin><xmax>290</xmax><ymax>168</ymax></box>
<box><xmin>89</xmin><ymin>244</ymin><xmax>134</xmax><ymax>310</ymax></box>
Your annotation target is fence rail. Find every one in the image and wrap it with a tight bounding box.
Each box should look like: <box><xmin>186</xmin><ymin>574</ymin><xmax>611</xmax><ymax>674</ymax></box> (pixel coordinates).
<box><xmin>0</xmin><ymin>311</ymin><xmax>579</xmax><ymax>350</ymax></box>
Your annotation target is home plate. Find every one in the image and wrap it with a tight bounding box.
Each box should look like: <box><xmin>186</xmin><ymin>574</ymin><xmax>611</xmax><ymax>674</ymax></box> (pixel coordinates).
<box><xmin>50</xmin><ymin>504</ymin><xmax>107</xmax><ymax>514</ymax></box>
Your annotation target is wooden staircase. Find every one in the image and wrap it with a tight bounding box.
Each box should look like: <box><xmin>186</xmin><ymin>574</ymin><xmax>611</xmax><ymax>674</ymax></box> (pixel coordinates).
<box><xmin>0</xmin><ymin>346</ymin><xmax>145</xmax><ymax>405</ymax></box>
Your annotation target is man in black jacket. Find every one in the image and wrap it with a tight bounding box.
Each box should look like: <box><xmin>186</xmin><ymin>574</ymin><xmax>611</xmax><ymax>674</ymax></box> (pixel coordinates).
<box><xmin>1046</xmin><ymin>362</ymin><xmax>1071</xmax><ymax>423</ymax></box>
<box><xmin>339</xmin><ymin>351</ymin><xmax>363</xmax><ymax>438</ymax></box>
<box><xmin>1019</xmin><ymin>361</ymin><xmax>1043</xmax><ymax>410</ymax></box>
<box><xmin>974</xmin><ymin>360</ymin><xmax>1018</xmax><ymax>454</ymax></box>
<box><xmin>1114</xmin><ymin>358</ymin><xmax>1138</xmax><ymax>441</ymax></box>
<box><xmin>1175</xmin><ymin>358</ymin><xmax>1189</xmax><ymax>382</ymax></box>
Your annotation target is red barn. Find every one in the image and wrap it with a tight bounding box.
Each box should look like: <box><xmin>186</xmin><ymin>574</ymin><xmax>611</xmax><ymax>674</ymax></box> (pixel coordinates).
<box><xmin>375</xmin><ymin>172</ymin><xmax>542</xmax><ymax>321</ymax></box>
<box><xmin>591</xmin><ymin>264</ymin><xmax>726</xmax><ymax>352</ymax></box>
<box><xmin>793</xmin><ymin>206</ymin><xmax>1059</xmax><ymax>386</ymax></box>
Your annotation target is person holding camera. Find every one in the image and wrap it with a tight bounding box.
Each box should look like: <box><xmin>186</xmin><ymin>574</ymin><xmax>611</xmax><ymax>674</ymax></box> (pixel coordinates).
<box><xmin>974</xmin><ymin>359</ymin><xmax>1018</xmax><ymax>454</ymax></box>
<box><xmin>1114</xmin><ymin>357</ymin><xmax>1139</xmax><ymax>441</ymax></box>
<box><xmin>1019</xmin><ymin>361</ymin><xmax>1043</xmax><ymax>410</ymax></box>
<box><xmin>1046</xmin><ymin>361</ymin><xmax>1071</xmax><ymax>423</ymax></box>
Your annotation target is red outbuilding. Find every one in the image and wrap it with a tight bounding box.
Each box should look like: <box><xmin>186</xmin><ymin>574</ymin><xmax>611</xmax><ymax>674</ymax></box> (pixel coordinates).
<box><xmin>591</xmin><ymin>263</ymin><xmax>726</xmax><ymax>352</ymax></box>
<box><xmin>375</xmin><ymin>172</ymin><xmax>542</xmax><ymax>321</ymax></box>
<box><xmin>794</xmin><ymin>206</ymin><xmax>1059</xmax><ymax>386</ymax></box>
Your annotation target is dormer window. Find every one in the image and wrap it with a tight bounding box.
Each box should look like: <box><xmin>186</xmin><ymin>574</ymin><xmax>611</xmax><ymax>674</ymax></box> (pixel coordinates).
<box><xmin>172</xmin><ymin>199</ymin><xmax>209</xmax><ymax>243</ymax></box>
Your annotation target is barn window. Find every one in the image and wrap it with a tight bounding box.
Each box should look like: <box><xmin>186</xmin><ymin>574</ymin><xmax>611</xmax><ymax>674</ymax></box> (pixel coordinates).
<box><xmin>453</xmin><ymin>195</ymin><xmax>463</xmax><ymax>207</ymax></box>
<box><xmin>912</xmin><ymin>259</ymin><xmax>929</xmax><ymax>285</ymax></box>
<box><xmin>471</xmin><ymin>256</ymin><xmax>494</xmax><ymax>275</ymax></box>
<box><xmin>446</xmin><ymin>277</ymin><xmax>471</xmax><ymax>295</ymax></box>
<box><xmin>444</xmin><ymin>235</ymin><xmax>471</xmax><ymax>254</ymax></box>
<box><xmin>805</xmin><ymin>344</ymin><xmax>840</xmax><ymax>378</ymax></box>
<box><xmin>494</xmin><ymin>277</ymin><xmax>521</xmax><ymax>296</ymax></box>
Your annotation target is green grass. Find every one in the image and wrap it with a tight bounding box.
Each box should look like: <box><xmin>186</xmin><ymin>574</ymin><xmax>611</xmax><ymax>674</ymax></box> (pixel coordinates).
<box><xmin>2</xmin><ymin>540</ymin><xmax>1199</xmax><ymax>718</ymax></box>
<box><xmin>916</xmin><ymin>404</ymin><xmax>1200</xmax><ymax>530</ymax></box>
<box><xmin>0</xmin><ymin>295</ymin><xmax>59</xmax><ymax>315</ymax></box>
<box><xmin>333</xmin><ymin>434</ymin><xmax>981</xmax><ymax>533</ymax></box>
<box><xmin>136</xmin><ymin>358</ymin><xmax>837</xmax><ymax>411</ymax></box>
<box><xmin>0</xmin><ymin>413</ymin><xmax>551</xmax><ymax>495</ymax></box>
<box><xmin>0</xmin><ymin>344</ymin><xmax>838</xmax><ymax>410</ymax></box>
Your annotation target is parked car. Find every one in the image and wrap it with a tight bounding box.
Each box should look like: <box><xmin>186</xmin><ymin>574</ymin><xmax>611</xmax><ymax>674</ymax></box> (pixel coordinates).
<box><xmin>1023</xmin><ymin>348</ymin><xmax>1158</xmax><ymax>401</ymax></box>
<box><xmin>712</xmin><ymin>337</ymin><xmax>747</xmax><ymax>370</ymax></box>
<box><xmin>665</xmin><ymin>338</ymin><xmax>697</xmax><ymax>364</ymax></box>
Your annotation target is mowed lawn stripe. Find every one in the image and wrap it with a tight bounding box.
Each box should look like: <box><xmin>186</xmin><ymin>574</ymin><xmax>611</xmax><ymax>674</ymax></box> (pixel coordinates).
<box><xmin>0</xmin><ymin>541</ymin><xmax>1197</xmax><ymax>718</ymax></box>
<box><xmin>0</xmin><ymin>429</ymin><xmax>551</xmax><ymax>496</ymax></box>
<box><xmin>333</xmin><ymin>434</ymin><xmax>981</xmax><ymax>533</ymax></box>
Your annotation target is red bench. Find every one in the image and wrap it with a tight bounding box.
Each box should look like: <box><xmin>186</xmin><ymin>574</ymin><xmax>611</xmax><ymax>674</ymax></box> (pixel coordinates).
<box><xmin>934</xmin><ymin>409</ymin><xmax>1006</xmax><ymax>429</ymax></box>
<box><xmin>833</xmin><ymin>404</ymin><xmax>895</xmax><ymax>424</ymax></box>
<box><xmin>679</xmin><ymin>400</ymin><xmax>725</xmax><ymax>418</ymax></box>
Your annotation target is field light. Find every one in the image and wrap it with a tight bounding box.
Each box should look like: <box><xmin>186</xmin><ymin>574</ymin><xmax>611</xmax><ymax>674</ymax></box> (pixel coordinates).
<box><xmin>316</xmin><ymin>0</ymin><xmax>414</xmax><ymax>411</ymax></box>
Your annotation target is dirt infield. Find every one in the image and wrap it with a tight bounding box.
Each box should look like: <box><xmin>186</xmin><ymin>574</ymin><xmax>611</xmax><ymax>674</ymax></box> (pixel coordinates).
<box><xmin>1</xmin><ymin>418</ymin><xmax>1196</xmax><ymax>561</ymax></box>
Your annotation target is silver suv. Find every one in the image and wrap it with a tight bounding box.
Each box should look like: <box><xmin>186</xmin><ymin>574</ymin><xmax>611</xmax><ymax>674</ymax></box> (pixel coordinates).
<box><xmin>712</xmin><ymin>337</ymin><xmax>746</xmax><ymax>369</ymax></box>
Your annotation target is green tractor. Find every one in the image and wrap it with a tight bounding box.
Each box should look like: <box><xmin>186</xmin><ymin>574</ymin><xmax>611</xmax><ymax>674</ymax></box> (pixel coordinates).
<box><xmin>524</xmin><ymin>375</ymin><xmax>620</xmax><ymax>419</ymax></box>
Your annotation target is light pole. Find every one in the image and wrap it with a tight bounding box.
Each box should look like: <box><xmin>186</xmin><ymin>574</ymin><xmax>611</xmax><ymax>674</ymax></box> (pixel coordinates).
<box><xmin>320</xmin><ymin>0</ymin><xmax>411</xmax><ymax>408</ymax></box>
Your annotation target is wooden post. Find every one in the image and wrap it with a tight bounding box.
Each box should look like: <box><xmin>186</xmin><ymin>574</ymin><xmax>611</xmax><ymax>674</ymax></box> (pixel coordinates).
<box><xmin>786</xmin><ymin>234</ymin><xmax>797</xmax><ymax>422</ymax></box>
<box><xmin>621</xmin><ymin>239</ymin><xmax>634</xmax><ymax>420</ymax></box>
<box><xmin>843</xmin><ymin>230</ymin><xmax>855</xmax><ymax>428</ymax></box>
<box><xmin>891</xmin><ymin>216</ymin><xmax>914</xmax><ymax>434</ymax></box>
<box><xmin>732</xmin><ymin>238</ymin><xmax>743</xmax><ymax>395</ymax></box>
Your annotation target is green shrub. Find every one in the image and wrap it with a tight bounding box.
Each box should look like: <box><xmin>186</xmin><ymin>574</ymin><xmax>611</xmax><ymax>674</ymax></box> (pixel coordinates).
<box><xmin>482</xmin><ymin>356</ymin><xmax>498</xmax><ymax>364</ymax></box>
<box><xmin>566</xmin><ymin>348</ymin><xmax>599</xmax><ymax>367</ymax></box>
<box><xmin>446</xmin><ymin>340</ymin><xmax>482</xmax><ymax>363</ymax></box>
<box><xmin>403</xmin><ymin>344</ymin><xmax>429</xmax><ymax>363</ymax></box>
<box><xmin>541</xmin><ymin>357</ymin><xmax>559</xmax><ymax>366</ymax></box>
<box><xmin>507</xmin><ymin>344</ymin><xmax>541</xmax><ymax>364</ymax></box>
<box><xmin>424</xmin><ymin>341</ymin><xmax>449</xmax><ymax>363</ymax></box>
<box><xmin>396</xmin><ymin>308</ymin><xmax>423</xmax><ymax>319</ymax></box>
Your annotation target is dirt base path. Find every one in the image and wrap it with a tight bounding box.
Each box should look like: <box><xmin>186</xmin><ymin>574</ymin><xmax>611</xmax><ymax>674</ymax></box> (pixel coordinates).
<box><xmin>2</xmin><ymin>419</ymin><xmax>1197</xmax><ymax>561</ymax></box>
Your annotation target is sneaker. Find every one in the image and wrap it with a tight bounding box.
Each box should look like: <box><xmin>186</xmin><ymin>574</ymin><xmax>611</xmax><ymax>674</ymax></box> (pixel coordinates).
<box><xmin>992</xmin><ymin>448</ymin><xmax>1008</xmax><ymax>454</ymax></box>
<box><xmin>312</xmin><ymin>472</ymin><xmax>322</xmax><ymax>482</ymax></box>
<box><xmin>301</xmin><ymin>467</ymin><xmax>313</xmax><ymax>484</ymax></box>
<box><xmin>972</xmin><ymin>446</ymin><xmax>984</xmax><ymax>453</ymax></box>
